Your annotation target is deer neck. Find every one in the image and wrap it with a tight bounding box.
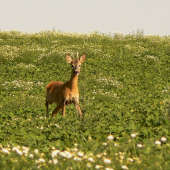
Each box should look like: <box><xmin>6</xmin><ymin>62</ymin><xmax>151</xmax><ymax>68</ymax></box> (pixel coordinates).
<box><xmin>69</xmin><ymin>71</ymin><xmax>79</xmax><ymax>91</ymax></box>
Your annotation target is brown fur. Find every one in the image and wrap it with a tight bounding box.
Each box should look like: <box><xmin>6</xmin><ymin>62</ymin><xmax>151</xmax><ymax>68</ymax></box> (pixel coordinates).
<box><xmin>46</xmin><ymin>53</ymin><xmax>86</xmax><ymax>118</ymax></box>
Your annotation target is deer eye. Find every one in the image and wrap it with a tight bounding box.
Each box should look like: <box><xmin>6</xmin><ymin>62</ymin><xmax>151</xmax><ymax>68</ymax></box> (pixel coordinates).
<box><xmin>79</xmin><ymin>65</ymin><xmax>81</xmax><ymax>67</ymax></box>
<box><xmin>71</xmin><ymin>65</ymin><xmax>74</xmax><ymax>68</ymax></box>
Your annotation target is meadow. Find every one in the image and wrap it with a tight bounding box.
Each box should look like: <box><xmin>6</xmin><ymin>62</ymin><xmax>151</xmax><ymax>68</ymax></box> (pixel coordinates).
<box><xmin>0</xmin><ymin>30</ymin><xmax>170</xmax><ymax>170</ymax></box>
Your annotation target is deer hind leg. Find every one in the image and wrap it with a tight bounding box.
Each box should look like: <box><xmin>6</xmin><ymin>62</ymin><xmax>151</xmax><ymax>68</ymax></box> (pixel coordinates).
<box><xmin>52</xmin><ymin>104</ymin><xmax>62</xmax><ymax>118</ymax></box>
<box><xmin>45</xmin><ymin>100</ymin><xmax>49</xmax><ymax>118</ymax></box>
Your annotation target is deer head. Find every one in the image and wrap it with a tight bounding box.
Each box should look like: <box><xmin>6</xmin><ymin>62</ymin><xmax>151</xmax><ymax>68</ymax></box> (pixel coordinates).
<box><xmin>66</xmin><ymin>52</ymin><xmax>86</xmax><ymax>75</ymax></box>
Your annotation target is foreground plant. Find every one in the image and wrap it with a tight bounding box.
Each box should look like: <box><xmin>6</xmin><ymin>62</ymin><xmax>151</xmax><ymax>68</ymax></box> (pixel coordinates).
<box><xmin>0</xmin><ymin>30</ymin><xmax>170</xmax><ymax>170</ymax></box>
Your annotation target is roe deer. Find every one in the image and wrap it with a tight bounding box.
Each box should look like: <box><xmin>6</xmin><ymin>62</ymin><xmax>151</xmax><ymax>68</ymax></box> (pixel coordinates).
<box><xmin>45</xmin><ymin>52</ymin><xmax>86</xmax><ymax>118</ymax></box>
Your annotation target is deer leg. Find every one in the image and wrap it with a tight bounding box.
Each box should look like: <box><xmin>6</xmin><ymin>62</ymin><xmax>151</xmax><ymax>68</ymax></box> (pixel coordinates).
<box><xmin>52</xmin><ymin>105</ymin><xmax>62</xmax><ymax>118</ymax></box>
<box><xmin>45</xmin><ymin>100</ymin><xmax>49</xmax><ymax>118</ymax></box>
<box><xmin>74</xmin><ymin>101</ymin><xmax>82</xmax><ymax>117</ymax></box>
<box><xmin>62</xmin><ymin>105</ymin><xmax>66</xmax><ymax>117</ymax></box>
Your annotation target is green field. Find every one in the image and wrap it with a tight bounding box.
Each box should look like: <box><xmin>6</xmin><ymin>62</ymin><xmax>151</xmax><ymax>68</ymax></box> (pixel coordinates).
<box><xmin>0</xmin><ymin>30</ymin><xmax>170</xmax><ymax>169</ymax></box>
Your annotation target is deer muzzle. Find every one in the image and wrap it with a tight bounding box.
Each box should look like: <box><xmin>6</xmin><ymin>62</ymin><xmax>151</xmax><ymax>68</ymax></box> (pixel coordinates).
<box><xmin>74</xmin><ymin>71</ymin><xmax>79</xmax><ymax>75</ymax></box>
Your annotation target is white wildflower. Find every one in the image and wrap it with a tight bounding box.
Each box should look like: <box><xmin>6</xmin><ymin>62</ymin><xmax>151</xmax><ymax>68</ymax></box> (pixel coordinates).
<box><xmin>137</xmin><ymin>143</ymin><xmax>143</xmax><ymax>148</ymax></box>
<box><xmin>29</xmin><ymin>154</ymin><xmax>34</xmax><ymax>158</ymax></box>
<box><xmin>88</xmin><ymin>157</ymin><xmax>95</xmax><ymax>162</ymax></box>
<box><xmin>119</xmin><ymin>155</ymin><xmax>124</xmax><ymax>160</ymax></box>
<box><xmin>107</xmin><ymin>134</ymin><xmax>114</xmax><ymax>140</ymax></box>
<box><xmin>105</xmin><ymin>168</ymin><xmax>114</xmax><ymax>170</ymax></box>
<box><xmin>95</xmin><ymin>165</ymin><xmax>103</xmax><ymax>169</ymax></box>
<box><xmin>2</xmin><ymin>148</ymin><xmax>10</xmax><ymax>154</ymax></box>
<box><xmin>96</xmin><ymin>154</ymin><xmax>102</xmax><ymax>158</ymax></box>
<box><xmin>53</xmin><ymin>158</ymin><xmax>58</xmax><ymax>164</ymax></box>
<box><xmin>38</xmin><ymin>158</ymin><xmax>45</xmax><ymax>163</ymax></box>
<box><xmin>16</xmin><ymin>149</ymin><xmax>23</xmax><ymax>155</ymax></box>
<box><xmin>72</xmin><ymin>148</ymin><xmax>78</xmax><ymax>152</ymax></box>
<box><xmin>51</xmin><ymin>146</ymin><xmax>55</xmax><ymax>150</ymax></box>
<box><xmin>12</xmin><ymin>147</ymin><xmax>19</xmax><ymax>152</ymax></box>
<box><xmin>121</xmin><ymin>165</ymin><xmax>129</xmax><ymax>169</ymax></box>
<box><xmin>114</xmin><ymin>142</ymin><xmax>119</xmax><ymax>147</ymax></box>
<box><xmin>103</xmin><ymin>158</ymin><xmax>111</xmax><ymax>164</ymax></box>
<box><xmin>22</xmin><ymin>146</ymin><xmax>29</xmax><ymax>152</ymax></box>
<box><xmin>130</xmin><ymin>133</ymin><xmax>137</xmax><ymax>138</ymax></box>
<box><xmin>64</xmin><ymin>151</ymin><xmax>73</xmax><ymax>158</ymax></box>
<box><xmin>161</xmin><ymin>136</ymin><xmax>167</xmax><ymax>142</ymax></box>
<box><xmin>51</xmin><ymin>150</ymin><xmax>60</xmax><ymax>158</ymax></box>
<box><xmin>103</xmin><ymin>142</ymin><xmax>108</xmax><ymax>146</ymax></box>
<box><xmin>34</xmin><ymin>149</ymin><xmax>39</xmax><ymax>154</ymax></box>
<box><xmin>74</xmin><ymin>143</ymin><xmax>78</xmax><ymax>147</ymax></box>
<box><xmin>73</xmin><ymin>156</ymin><xmax>82</xmax><ymax>161</ymax></box>
<box><xmin>103</xmin><ymin>151</ymin><xmax>107</xmax><ymax>156</ymax></box>
<box><xmin>127</xmin><ymin>157</ymin><xmax>134</xmax><ymax>162</ymax></box>
<box><xmin>155</xmin><ymin>140</ymin><xmax>161</xmax><ymax>145</ymax></box>
<box><xmin>77</xmin><ymin>151</ymin><xmax>84</xmax><ymax>157</ymax></box>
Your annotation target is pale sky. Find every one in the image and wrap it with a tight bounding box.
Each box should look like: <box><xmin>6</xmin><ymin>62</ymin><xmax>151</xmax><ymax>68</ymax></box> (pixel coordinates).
<box><xmin>0</xmin><ymin>0</ymin><xmax>170</xmax><ymax>35</ymax></box>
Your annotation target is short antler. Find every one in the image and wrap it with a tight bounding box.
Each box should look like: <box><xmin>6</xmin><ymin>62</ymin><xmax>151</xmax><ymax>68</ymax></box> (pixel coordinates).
<box><xmin>77</xmin><ymin>51</ymin><xmax>79</xmax><ymax>60</ymax></box>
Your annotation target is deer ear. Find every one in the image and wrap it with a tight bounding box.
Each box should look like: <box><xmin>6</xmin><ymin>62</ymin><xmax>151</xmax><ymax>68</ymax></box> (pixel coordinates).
<box><xmin>66</xmin><ymin>54</ymin><xmax>72</xmax><ymax>63</ymax></box>
<box><xmin>80</xmin><ymin>53</ymin><xmax>86</xmax><ymax>63</ymax></box>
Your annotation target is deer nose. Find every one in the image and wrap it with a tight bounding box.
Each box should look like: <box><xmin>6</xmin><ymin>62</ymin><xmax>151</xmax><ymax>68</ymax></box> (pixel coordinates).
<box><xmin>74</xmin><ymin>71</ymin><xmax>79</xmax><ymax>75</ymax></box>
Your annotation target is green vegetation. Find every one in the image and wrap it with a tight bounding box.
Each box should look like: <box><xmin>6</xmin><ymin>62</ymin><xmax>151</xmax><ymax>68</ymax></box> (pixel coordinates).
<box><xmin>0</xmin><ymin>30</ymin><xmax>170</xmax><ymax>169</ymax></box>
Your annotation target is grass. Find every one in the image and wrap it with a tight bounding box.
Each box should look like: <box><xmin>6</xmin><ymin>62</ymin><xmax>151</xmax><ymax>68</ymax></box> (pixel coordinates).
<box><xmin>0</xmin><ymin>30</ymin><xmax>170</xmax><ymax>169</ymax></box>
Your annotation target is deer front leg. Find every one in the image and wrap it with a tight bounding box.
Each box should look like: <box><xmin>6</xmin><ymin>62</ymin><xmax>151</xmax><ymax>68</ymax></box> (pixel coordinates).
<box><xmin>74</xmin><ymin>98</ymin><xmax>82</xmax><ymax>117</ymax></box>
<box><xmin>75</xmin><ymin>104</ymin><xmax>82</xmax><ymax>116</ymax></box>
<box><xmin>52</xmin><ymin>105</ymin><xmax>62</xmax><ymax>118</ymax></box>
